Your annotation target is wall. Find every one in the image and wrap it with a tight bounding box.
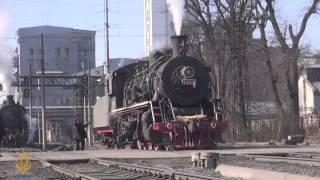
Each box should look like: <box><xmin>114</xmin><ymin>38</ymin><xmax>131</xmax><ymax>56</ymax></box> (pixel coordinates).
<box><xmin>93</xmin><ymin>96</ymin><xmax>108</xmax><ymax>128</ymax></box>
<box><xmin>298</xmin><ymin>76</ymin><xmax>315</xmax><ymax>114</ymax></box>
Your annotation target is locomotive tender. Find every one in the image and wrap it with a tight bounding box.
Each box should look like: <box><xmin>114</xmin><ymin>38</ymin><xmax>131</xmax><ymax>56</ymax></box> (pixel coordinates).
<box><xmin>102</xmin><ymin>35</ymin><xmax>227</xmax><ymax>150</ymax></box>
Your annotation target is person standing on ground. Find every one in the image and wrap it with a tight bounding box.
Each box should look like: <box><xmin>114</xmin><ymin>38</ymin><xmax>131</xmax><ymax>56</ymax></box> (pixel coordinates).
<box><xmin>74</xmin><ymin>120</ymin><xmax>90</xmax><ymax>150</ymax></box>
<box><xmin>0</xmin><ymin>117</ymin><xmax>5</xmax><ymax>157</ymax></box>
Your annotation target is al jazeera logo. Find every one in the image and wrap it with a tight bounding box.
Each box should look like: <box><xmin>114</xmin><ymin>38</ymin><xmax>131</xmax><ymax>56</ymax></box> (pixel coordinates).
<box><xmin>15</xmin><ymin>151</ymin><xmax>32</xmax><ymax>179</ymax></box>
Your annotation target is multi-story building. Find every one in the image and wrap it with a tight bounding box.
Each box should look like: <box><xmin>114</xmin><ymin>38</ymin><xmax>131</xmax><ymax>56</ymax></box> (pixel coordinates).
<box><xmin>17</xmin><ymin>25</ymin><xmax>95</xmax><ymax>106</ymax></box>
<box><xmin>17</xmin><ymin>25</ymin><xmax>96</xmax><ymax>106</ymax></box>
<box><xmin>17</xmin><ymin>25</ymin><xmax>96</xmax><ymax>143</ymax></box>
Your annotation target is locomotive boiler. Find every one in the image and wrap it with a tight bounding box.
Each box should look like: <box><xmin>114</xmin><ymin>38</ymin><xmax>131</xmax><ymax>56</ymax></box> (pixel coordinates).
<box><xmin>100</xmin><ymin>35</ymin><xmax>227</xmax><ymax>150</ymax></box>
<box><xmin>123</xmin><ymin>36</ymin><xmax>209</xmax><ymax>107</ymax></box>
<box><xmin>0</xmin><ymin>95</ymin><xmax>29</xmax><ymax>146</ymax></box>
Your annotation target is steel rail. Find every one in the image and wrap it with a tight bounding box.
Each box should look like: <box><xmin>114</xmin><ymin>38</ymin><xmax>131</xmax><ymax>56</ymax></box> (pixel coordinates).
<box><xmin>289</xmin><ymin>152</ymin><xmax>320</xmax><ymax>159</ymax></box>
<box><xmin>36</xmin><ymin>158</ymin><xmax>97</xmax><ymax>180</ymax></box>
<box><xmin>92</xmin><ymin>159</ymin><xmax>226</xmax><ymax>180</ymax></box>
<box><xmin>243</xmin><ymin>154</ymin><xmax>320</xmax><ymax>167</ymax></box>
<box><xmin>32</xmin><ymin>155</ymin><xmax>226</xmax><ymax>180</ymax></box>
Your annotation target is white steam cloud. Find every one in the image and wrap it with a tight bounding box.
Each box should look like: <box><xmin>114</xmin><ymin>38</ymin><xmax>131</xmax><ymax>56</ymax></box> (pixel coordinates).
<box><xmin>166</xmin><ymin>0</ymin><xmax>185</xmax><ymax>35</ymax></box>
<box><xmin>118</xmin><ymin>58</ymin><xmax>125</xmax><ymax>68</ymax></box>
<box><xmin>0</xmin><ymin>12</ymin><xmax>14</xmax><ymax>95</ymax></box>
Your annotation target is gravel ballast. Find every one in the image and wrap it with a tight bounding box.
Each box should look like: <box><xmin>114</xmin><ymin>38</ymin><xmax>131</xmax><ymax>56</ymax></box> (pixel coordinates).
<box><xmin>0</xmin><ymin>160</ymin><xmax>65</xmax><ymax>179</ymax></box>
<box><xmin>106</xmin><ymin>155</ymin><xmax>320</xmax><ymax>178</ymax></box>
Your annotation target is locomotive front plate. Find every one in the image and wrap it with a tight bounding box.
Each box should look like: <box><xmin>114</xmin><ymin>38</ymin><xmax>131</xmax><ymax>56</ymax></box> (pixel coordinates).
<box><xmin>181</xmin><ymin>79</ymin><xmax>196</xmax><ymax>87</ymax></box>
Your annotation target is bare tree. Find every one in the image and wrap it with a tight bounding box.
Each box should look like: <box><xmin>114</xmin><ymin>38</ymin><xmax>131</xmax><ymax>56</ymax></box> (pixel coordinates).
<box><xmin>257</xmin><ymin>0</ymin><xmax>320</xmax><ymax>135</ymax></box>
<box><xmin>186</xmin><ymin>0</ymin><xmax>257</xmax><ymax>140</ymax></box>
<box><xmin>186</xmin><ymin>1</ymin><xmax>227</xmax><ymax>97</ymax></box>
<box><xmin>213</xmin><ymin>0</ymin><xmax>256</xmax><ymax>140</ymax></box>
<box><xmin>254</xmin><ymin>6</ymin><xmax>286</xmax><ymax>140</ymax></box>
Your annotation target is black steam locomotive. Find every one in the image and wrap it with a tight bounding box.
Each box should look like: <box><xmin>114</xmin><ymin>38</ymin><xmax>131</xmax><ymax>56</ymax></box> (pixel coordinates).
<box><xmin>102</xmin><ymin>35</ymin><xmax>227</xmax><ymax>150</ymax></box>
<box><xmin>0</xmin><ymin>95</ymin><xmax>29</xmax><ymax>146</ymax></box>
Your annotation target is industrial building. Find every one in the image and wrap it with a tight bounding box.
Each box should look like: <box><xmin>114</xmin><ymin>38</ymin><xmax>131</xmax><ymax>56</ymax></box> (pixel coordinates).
<box><xmin>144</xmin><ymin>0</ymin><xmax>173</xmax><ymax>55</ymax></box>
<box><xmin>17</xmin><ymin>25</ymin><xmax>96</xmax><ymax>144</ymax></box>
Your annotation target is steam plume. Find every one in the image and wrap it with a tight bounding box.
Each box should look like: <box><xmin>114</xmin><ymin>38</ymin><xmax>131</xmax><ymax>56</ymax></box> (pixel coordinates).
<box><xmin>0</xmin><ymin>12</ymin><xmax>14</xmax><ymax>95</ymax></box>
<box><xmin>118</xmin><ymin>58</ymin><xmax>125</xmax><ymax>68</ymax></box>
<box><xmin>166</xmin><ymin>0</ymin><xmax>185</xmax><ymax>35</ymax></box>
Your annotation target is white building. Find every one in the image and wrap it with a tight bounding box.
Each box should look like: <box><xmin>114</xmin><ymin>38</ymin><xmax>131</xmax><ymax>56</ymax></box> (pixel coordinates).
<box><xmin>299</xmin><ymin>64</ymin><xmax>320</xmax><ymax>114</ymax></box>
<box><xmin>298</xmin><ymin>63</ymin><xmax>320</xmax><ymax>129</ymax></box>
<box><xmin>144</xmin><ymin>0</ymin><xmax>174</xmax><ymax>56</ymax></box>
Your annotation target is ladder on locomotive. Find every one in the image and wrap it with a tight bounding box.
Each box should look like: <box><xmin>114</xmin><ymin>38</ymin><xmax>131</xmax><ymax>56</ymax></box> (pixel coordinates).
<box><xmin>150</xmin><ymin>100</ymin><xmax>176</xmax><ymax>122</ymax></box>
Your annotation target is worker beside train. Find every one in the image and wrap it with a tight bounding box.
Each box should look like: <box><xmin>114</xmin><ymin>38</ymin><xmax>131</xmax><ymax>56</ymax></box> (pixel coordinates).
<box><xmin>0</xmin><ymin>116</ymin><xmax>5</xmax><ymax>156</ymax></box>
<box><xmin>0</xmin><ymin>117</ymin><xmax>5</xmax><ymax>142</ymax></box>
<box><xmin>74</xmin><ymin>120</ymin><xmax>90</xmax><ymax>150</ymax></box>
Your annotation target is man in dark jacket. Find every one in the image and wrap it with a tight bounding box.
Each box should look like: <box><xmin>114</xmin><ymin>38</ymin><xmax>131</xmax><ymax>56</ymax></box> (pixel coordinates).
<box><xmin>0</xmin><ymin>117</ymin><xmax>5</xmax><ymax>143</ymax></box>
<box><xmin>0</xmin><ymin>117</ymin><xmax>5</xmax><ymax>157</ymax></box>
<box><xmin>74</xmin><ymin>120</ymin><xmax>89</xmax><ymax>150</ymax></box>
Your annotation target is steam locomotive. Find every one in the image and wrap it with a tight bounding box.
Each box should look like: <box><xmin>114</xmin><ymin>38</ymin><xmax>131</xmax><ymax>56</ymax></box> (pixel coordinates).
<box><xmin>101</xmin><ymin>35</ymin><xmax>228</xmax><ymax>150</ymax></box>
<box><xmin>0</xmin><ymin>95</ymin><xmax>29</xmax><ymax>146</ymax></box>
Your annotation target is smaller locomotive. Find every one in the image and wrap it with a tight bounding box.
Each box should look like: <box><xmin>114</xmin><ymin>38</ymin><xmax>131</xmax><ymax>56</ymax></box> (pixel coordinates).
<box><xmin>0</xmin><ymin>95</ymin><xmax>29</xmax><ymax>146</ymax></box>
<box><xmin>99</xmin><ymin>35</ymin><xmax>227</xmax><ymax>150</ymax></box>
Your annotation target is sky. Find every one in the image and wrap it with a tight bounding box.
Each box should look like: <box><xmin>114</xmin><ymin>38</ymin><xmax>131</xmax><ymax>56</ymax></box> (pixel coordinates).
<box><xmin>0</xmin><ymin>0</ymin><xmax>319</xmax><ymax>67</ymax></box>
<box><xmin>1</xmin><ymin>0</ymin><xmax>145</xmax><ymax>66</ymax></box>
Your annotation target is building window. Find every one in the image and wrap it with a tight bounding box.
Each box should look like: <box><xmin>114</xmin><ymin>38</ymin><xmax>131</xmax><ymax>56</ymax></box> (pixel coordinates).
<box><xmin>38</xmin><ymin>49</ymin><xmax>44</xmax><ymax>55</ymax></box>
<box><xmin>30</xmin><ymin>48</ymin><xmax>34</xmax><ymax>55</ymax></box>
<box><xmin>65</xmin><ymin>48</ymin><xmax>70</xmax><ymax>55</ymax></box>
<box><xmin>56</xmin><ymin>48</ymin><xmax>61</xmax><ymax>55</ymax></box>
<box><xmin>66</xmin><ymin>97</ymin><xmax>69</xmax><ymax>106</ymax></box>
<box><xmin>81</xmin><ymin>50</ymin><xmax>87</xmax><ymax>56</ymax></box>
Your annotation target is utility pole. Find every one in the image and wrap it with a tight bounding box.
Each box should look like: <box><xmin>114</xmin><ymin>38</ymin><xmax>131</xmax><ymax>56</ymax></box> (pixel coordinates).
<box><xmin>83</xmin><ymin>75</ymin><xmax>87</xmax><ymax>135</ymax></box>
<box><xmin>29</xmin><ymin>64</ymin><xmax>32</xmax><ymax>129</ymax></box>
<box><xmin>37</xmin><ymin>97</ymin><xmax>41</xmax><ymax>144</ymax></box>
<box><xmin>83</xmin><ymin>95</ymin><xmax>87</xmax><ymax>138</ymax></box>
<box><xmin>40</xmin><ymin>33</ymin><xmax>46</xmax><ymax>151</ymax></box>
<box><xmin>88</xmin><ymin>60</ymin><xmax>92</xmax><ymax>146</ymax></box>
<box><xmin>105</xmin><ymin>0</ymin><xmax>112</xmax><ymax>123</ymax></box>
<box><xmin>105</xmin><ymin>0</ymin><xmax>110</xmax><ymax>73</ymax></box>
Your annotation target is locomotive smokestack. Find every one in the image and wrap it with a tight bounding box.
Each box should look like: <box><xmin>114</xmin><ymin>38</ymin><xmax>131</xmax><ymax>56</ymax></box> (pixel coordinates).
<box><xmin>171</xmin><ymin>35</ymin><xmax>188</xmax><ymax>56</ymax></box>
<box><xmin>6</xmin><ymin>95</ymin><xmax>15</xmax><ymax>105</ymax></box>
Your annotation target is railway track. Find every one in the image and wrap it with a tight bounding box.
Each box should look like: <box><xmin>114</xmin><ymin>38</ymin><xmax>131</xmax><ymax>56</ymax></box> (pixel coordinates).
<box><xmin>289</xmin><ymin>152</ymin><xmax>320</xmax><ymax>160</ymax></box>
<box><xmin>37</xmin><ymin>158</ymin><xmax>226</xmax><ymax>180</ymax></box>
<box><xmin>242</xmin><ymin>153</ymin><xmax>320</xmax><ymax>167</ymax></box>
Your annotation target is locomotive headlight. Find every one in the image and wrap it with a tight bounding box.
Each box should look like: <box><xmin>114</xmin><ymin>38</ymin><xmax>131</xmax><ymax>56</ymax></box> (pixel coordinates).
<box><xmin>211</xmin><ymin>122</ymin><xmax>217</xmax><ymax>129</ymax></box>
<box><xmin>166</xmin><ymin>123</ymin><xmax>173</xmax><ymax>130</ymax></box>
<box><xmin>181</xmin><ymin>66</ymin><xmax>194</xmax><ymax>78</ymax></box>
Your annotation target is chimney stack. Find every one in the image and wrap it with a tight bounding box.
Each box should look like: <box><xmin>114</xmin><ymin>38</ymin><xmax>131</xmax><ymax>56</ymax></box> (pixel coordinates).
<box><xmin>171</xmin><ymin>35</ymin><xmax>188</xmax><ymax>56</ymax></box>
<box><xmin>7</xmin><ymin>95</ymin><xmax>15</xmax><ymax>105</ymax></box>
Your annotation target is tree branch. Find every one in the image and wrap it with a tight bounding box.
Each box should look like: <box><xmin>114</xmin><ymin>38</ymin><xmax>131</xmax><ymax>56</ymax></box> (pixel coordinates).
<box><xmin>265</xmin><ymin>0</ymin><xmax>289</xmax><ymax>49</ymax></box>
<box><xmin>290</xmin><ymin>0</ymin><xmax>320</xmax><ymax>46</ymax></box>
